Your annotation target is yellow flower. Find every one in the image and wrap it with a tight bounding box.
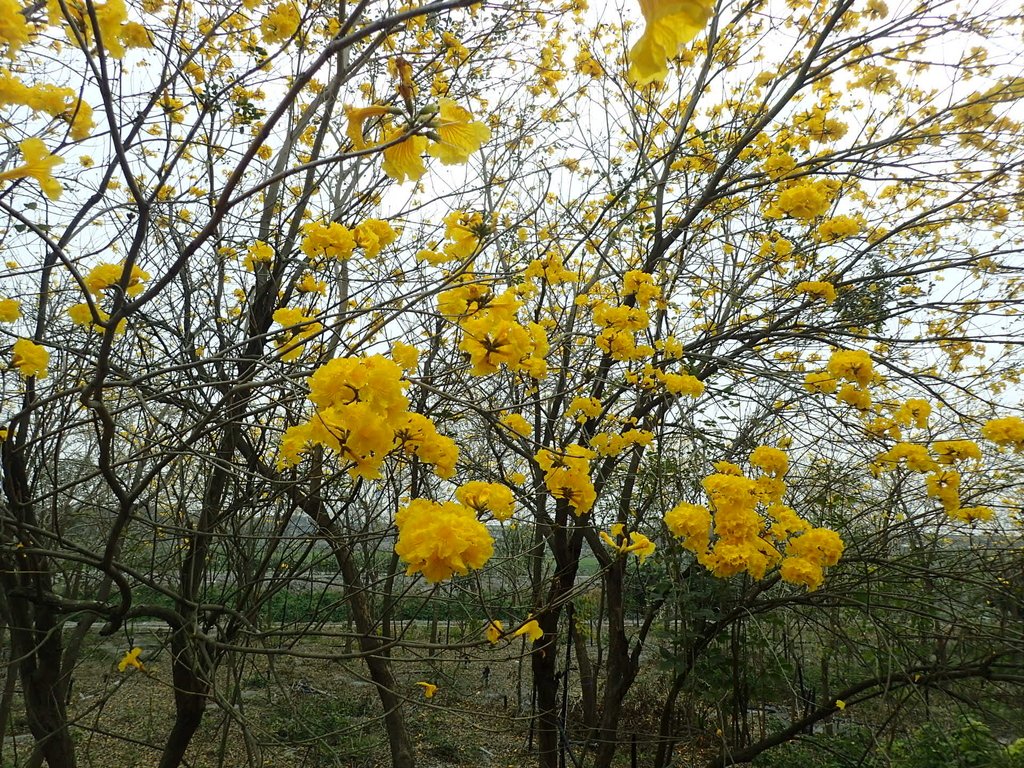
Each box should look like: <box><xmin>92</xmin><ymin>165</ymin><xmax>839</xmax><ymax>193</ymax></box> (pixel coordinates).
<box><xmin>456</xmin><ymin>481</ymin><xmax>515</xmax><ymax>521</ymax></box>
<box><xmin>68</xmin><ymin>303</ymin><xmax>125</xmax><ymax>334</ymax></box>
<box><xmin>243</xmin><ymin>240</ymin><xmax>275</xmax><ymax>271</ymax></box>
<box><xmin>0</xmin><ymin>138</ymin><xmax>63</xmax><ymax>200</ymax></box>
<box><xmin>664</xmin><ymin>502</ymin><xmax>711</xmax><ymax>551</ymax></box>
<box><xmin>345</xmin><ymin>104</ymin><xmax>392</xmax><ymax>149</ymax></box>
<box><xmin>656</xmin><ymin>370</ymin><xmax>704</xmax><ymax>397</ymax></box>
<box><xmin>416</xmin><ymin>681</ymin><xmax>438</xmax><ymax>698</ymax></box>
<box><xmin>930</xmin><ymin>440</ymin><xmax>982</xmax><ymax>465</ymax></box>
<box><xmin>779</xmin><ymin>556</ymin><xmax>824</xmax><ymax>590</ymax></box>
<box><xmin>796</xmin><ymin>280</ymin><xmax>837</xmax><ymax>305</ymax></box>
<box><xmin>85</xmin><ymin>262</ymin><xmax>150</xmax><ymax>297</ymax></box>
<box><xmin>803</xmin><ymin>371</ymin><xmax>837</xmax><ymax>394</ymax></box>
<box><xmin>426</xmin><ymin>98</ymin><xmax>491</xmax><ymax>165</ymax></box>
<box><xmin>354</xmin><ymin>218</ymin><xmax>399</xmax><ymax>258</ymax></box>
<box><xmin>500</xmin><ymin>412</ymin><xmax>532</xmax><ymax>437</ymax></box>
<box><xmin>260</xmin><ymin>1</ymin><xmax>300</xmax><ymax>43</ymax></box>
<box><xmin>394</xmin><ymin>499</ymin><xmax>494</xmax><ymax>582</ymax></box>
<box><xmin>774</xmin><ymin>181</ymin><xmax>833</xmax><ymax>220</ymax></box>
<box><xmin>485</xmin><ymin>620</ymin><xmax>504</xmax><ymax>644</ymax></box>
<box><xmin>301</xmin><ymin>222</ymin><xmax>355</xmax><ymax>260</ymax></box>
<box><xmin>12</xmin><ymin>338</ymin><xmax>48</xmax><ymax>379</ymax></box>
<box><xmin>381</xmin><ymin>130</ymin><xmax>428</xmax><ymax>184</ymax></box>
<box><xmin>628</xmin><ymin>0</ymin><xmax>714</xmax><ymax>86</ymax></box>
<box><xmin>296</xmin><ymin>274</ymin><xmax>326</xmax><ymax>295</ymax></box>
<box><xmin>835</xmin><ymin>699</ymin><xmax>846</xmax><ymax>711</ymax></box>
<box><xmin>0</xmin><ymin>298</ymin><xmax>20</xmax><ymax>322</ymax></box>
<box><xmin>827</xmin><ymin>349</ymin><xmax>874</xmax><ymax>387</ymax></box>
<box><xmin>390</xmin><ymin>341</ymin><xmax>419</xmax><ymax>371</ymax></box>
<box><xmin>749</xmin><ymin>446</ymin><xmax>789</xmax><ymax>477</ymax></box>
<box><xmin>981</xmin><ymin>416</ymin><xmax>1024</xmax><ymax>451</ymax></box>
<box><xmin>117</xmin><ymin>647</ymin><xmax>144</xmax><ymax>672</ymax></box>
<box><xmin>121</xmin><ymin>21</ymin><xmax>152</xmax><ymax>48</ymax></box>
<box><xmin>512</xmin><ymin>618</ymin><xmax>543</xmax><ymax>642</ymax></box>
<box><xmin>0</xmin><ymin>0</ymin><xmax>33</xmax><ymax>56</ymax></box>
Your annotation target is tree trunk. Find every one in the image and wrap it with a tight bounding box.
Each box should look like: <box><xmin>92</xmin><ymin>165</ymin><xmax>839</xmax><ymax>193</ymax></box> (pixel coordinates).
<box><xmin>315</xmin><ymin>511</ymin><xmax>415</xmax><ymax>768</ymax></box>
<box><xmin>531</xmin><ymin>611</ymin><xmax>562</xmax><ymax>768</ymax></box>
<box><xmin>592</xmin><ymin>560</ymin><xmax>639</xmax><ymax>768</ymax></box>
<box><xmin>6</xmin><ymin>596</ymin><xmax>77</xmax><ymax>768</ymax></box>
<box><xmin>159</xmin><ymin>628</ymin><xmax>209</xmax><ymax>768</ymax></box>
<box><xmin>572</xmin><ymin>613</ymin><xmax>598</xmax><ymax>739</ymax></box>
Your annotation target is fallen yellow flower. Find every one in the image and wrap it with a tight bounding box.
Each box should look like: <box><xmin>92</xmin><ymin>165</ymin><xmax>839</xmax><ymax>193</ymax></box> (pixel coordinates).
<box><xmin>118</xmin><ymin>647</ymin><xmax>144</xmax><ymax>672</ymax></box>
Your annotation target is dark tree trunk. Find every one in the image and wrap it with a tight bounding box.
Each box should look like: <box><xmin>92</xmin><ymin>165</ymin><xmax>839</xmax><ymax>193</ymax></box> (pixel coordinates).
<box><xmin>158</xmin><ymin>627</ymin><xmax>210</xmax><ymax>768</ymax></box>
<box><xmin>592</xmin><ymin>560</ymin><xmax>639</xmax><ymax>768</ymax></box>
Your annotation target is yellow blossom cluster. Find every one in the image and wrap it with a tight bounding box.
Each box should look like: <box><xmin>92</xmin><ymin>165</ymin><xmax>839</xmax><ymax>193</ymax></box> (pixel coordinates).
<box><xmin>84</xmin><ymin>261</ymin><xmax>150</xmax><ymax>297</ymax></box>
<box><xmin>874</xmin><ymin>437</ymin><xmax>987</xmax><ymax>522</ymax></box>
<box><xmin>272</xmin><ymin>308</ymin><xmax>323</xmax><ymax>362</ymax></box>
<box><xmin>485</xmin><ymin>620</ymin><xmax>504</xmax><ymax>644</ymax></box>
<box><xmin>795</xmin><ymin>105</ymin><xmax>848</xmax><ymax>143</ymax></box>
<box><xmin>0</xmin><ymin>138</ymin><xmax>63</xmax><ymax>200</ymax></box>
<box><xmin>566</xmin><ymin>396</ymin><xmax>603</xmax><ymax>423</ymax></box>
<box><xmin>348</xmin><ymin>97</ymin><xmax>490</xmax><ymax>184</ymax></box>
<box><xmin>438</xmin><ymin>276</ymin><xmax>547</xmax><ymax>378</ymax></box>
<box><xmin>804</xmin><ymin>349</ymin><xmax>875</xmax><ymax>412</ymax></box>
<box><xmin>816</xmin><ymin>215</ymin><xmax>863</xmax><ymax>242</ymax></box>
<box><xmin>589</xmin><ymin>428</ymin><xmax>654</xmax><ymax>456</ymax></box>
<box><xmin>301</xmin><ymin>221</ymin><xmax>356</xmax><ymax>260</ymax></box>
<box><xmin>525</xmin><ymin>249</ymin><xmax>576</xmax><ymax>284</ymax></box>
<box><xmin>0</xmin><ymin>70</ymin><xmax>94</xmax><ymax>140</ymax></box>
<box><xmin>768</xmin><ymin>178</ymin><xmax>840</xmax><ymax>220</ymax></box>
<box><xmin>981</xmin><ymin>416</ymin><xmax>1024</xmax><ymax>452</ymax></box>
<box><xmin>535</xmin><ymin>443</ymin><xmax>597</xmax><ymax>515</ymax></box>
<box><xmin>655</xmin><ymin>369</ymin><xmax>705</xmax><ymax>398</ymax></box>
<box><xmin>52</xmin><ymin>0</ymin><xmax>131</xmax><ymax>58</ymax></box>
<box><xmin>394</xmin><ymin>498</ymin><xmax>493</xmax><ymax>582</ymax></box>
<box><xmin>778</xmin><ymin>527</ymin><xmax>845</xmax><ymax>590</ymax></box>
<box><xmin>68</xmin><ymin>303</ymin><xmax>126</xmax><ymax>334</ymax></box>
<box><xmin>0</xmin><ymin>0</ymin><xmax>32</xmax><ymax>55</ymax></box>
<box><xmin>599</xmin><ymin>523</ymin><xmax>656</xmax><ymax>564</ymax></box>
<box><xmin>664</xmin><ymin>446</ymin><xmax>844</xmax><ymax>590</ymax></box>
<box><xmin>593</xmin><ymin>300</ymin><xmax>652</xmax><ymax>362</ymax></box>
<box><xmin>762</xmin><ymin>149</ymin><xmax>797</xmax><ymax>180</ymax></box>
<box><xmin>455</xmin><ymin>481</ymin><xmax>515</xmax><ymax>522</ymax></box>
<box><xmin>11</xmin><ymin>338</ymin><xmax>49</xmax><ymax>379</ymax></box>
<box><xmin>354</xmin><ymin>219</ymin><xmax>399</xmax><ymax>258</ymax></box>
<box><xmin>260</xmin><ymin>2</ymin><xmax>300</xmax><ymax>44</ymax></box>
<box><xmin>622</xmin><ymin>270</ymin><xmax>662</xmax><ymax>307</ymax></box>
<box><xmin>417</xmin><ymin>210</ymin><xmax>485</xmax><ymax>264</ymax></box>
<box><xmin>278</xmin><ymin>354</ymin><xmax>457</xmax><ymax>479</ymax></box>
<box><xmin>243</xmin><ymin>241</ymin><xmax>275</xmax><ymax>271</ymax></box>
<box><xmin>500</xmin><ymin>412</ymin><xmax>533</xmax><ymax>437</ymax></box>
<box><xmin>893</xmin><ymin>398</ymin><xmax>931</xmax><ymax>429</ymax></box>
<box><xmin>0</xmin><ymin>297</ymin><xmax>20</xmax><ymax>322</ymax></box>
<box><xmin>796</xmin><ymin>280</ymin><xmax>837</xmax><ymax>305</ymax></box>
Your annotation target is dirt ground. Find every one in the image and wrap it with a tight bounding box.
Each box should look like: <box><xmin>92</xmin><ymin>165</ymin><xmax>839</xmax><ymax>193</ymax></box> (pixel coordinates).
<box><xmin>2</xmin><ymin>628</ymin><xmax>542</xmax><ymax>768</ymax></box>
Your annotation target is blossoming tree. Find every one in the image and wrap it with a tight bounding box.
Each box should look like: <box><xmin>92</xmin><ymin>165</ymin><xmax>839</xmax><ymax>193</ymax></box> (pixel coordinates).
<box><xmin>2</xmin><ymin>0</ymin><xmax>1024</xmax><ymax>766</ymax></box>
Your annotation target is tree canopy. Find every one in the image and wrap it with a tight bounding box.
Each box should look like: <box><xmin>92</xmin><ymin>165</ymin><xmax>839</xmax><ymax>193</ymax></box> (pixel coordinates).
<box><xmin>2</xmin><ymin>0</ymin><xmax>1024</xmax><ymax>766</ymax></box>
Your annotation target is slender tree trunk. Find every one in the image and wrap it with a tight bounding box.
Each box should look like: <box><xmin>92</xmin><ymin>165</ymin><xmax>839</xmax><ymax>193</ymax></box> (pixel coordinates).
<box><xmin>531</xmin><ymin>611</ymin><xmax>562</xmax><ymax>768</ymax></box>
<box><xmin>314</xmin><ymin>512</ymin><xmax>415</xmax><ymax>768</ymax></box>
<box><xmin>6</xmin><ymin>596</ymin><xmax>76</xmax><ymax>768</ymax></box>
<box><xmin>159</xmin><ymin>627</ymin><xmax>209</xmax><ymax>768</ymax></box>
<box><xmin>592</xmin><ymin>561</ymin><xmax>639</xmax><ymax>768</ymax></box>
<box><xmin>571</xmin><ymin>613</ymin><xmax>597</xmax><ymax>740</ymax></box>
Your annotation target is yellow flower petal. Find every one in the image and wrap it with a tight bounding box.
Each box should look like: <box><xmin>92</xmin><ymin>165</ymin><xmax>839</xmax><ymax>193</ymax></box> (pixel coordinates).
<box><xmin>381</xmin><ymin>131</ymin><xmax>428</xmax><ymax>184</ymax></box>
<box><xmin>628</xmin><ymin>0</ymin><xmax>714</xmax><ymax>86</ymax></box>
